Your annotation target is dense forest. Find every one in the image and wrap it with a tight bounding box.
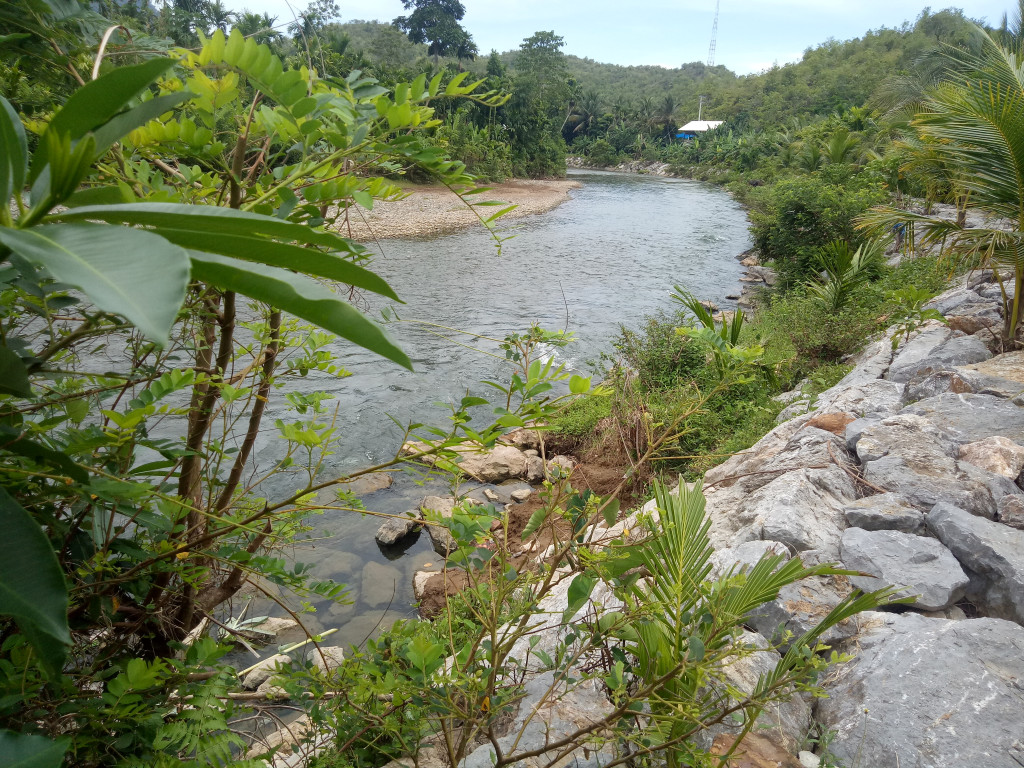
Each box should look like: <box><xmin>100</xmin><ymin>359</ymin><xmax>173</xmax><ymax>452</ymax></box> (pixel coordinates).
<box><xmin>4</xmin><ymin>0</ymin><xmax>1024</xmax><ymax>766</ymax></box>
<box><xmin>1</xmin><ymin>1</ymin><xmax>1003</xmax><ymax>179</ymax></box>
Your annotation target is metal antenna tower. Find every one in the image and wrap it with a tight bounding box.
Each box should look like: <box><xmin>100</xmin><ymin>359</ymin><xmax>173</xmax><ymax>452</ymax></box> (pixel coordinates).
<box><xmin>698</xmin><ymin>0</ymin><xmax>720</xmax><ymax>121</ymax></box>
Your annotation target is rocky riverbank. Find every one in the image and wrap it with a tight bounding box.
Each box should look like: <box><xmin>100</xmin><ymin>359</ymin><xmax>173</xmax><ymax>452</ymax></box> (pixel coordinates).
<box><xmin>338</xmin><ymin>179</ymin><xmax>580</xmax><ymax>241</ymax></box>
<box><xmin>366</xmin><ymin>267</ymin><xmax>1024</xmax><ymax>768</ymax></box>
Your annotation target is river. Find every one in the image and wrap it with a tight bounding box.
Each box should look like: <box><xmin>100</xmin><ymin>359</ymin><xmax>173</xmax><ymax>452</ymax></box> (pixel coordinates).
<box><xmin>252</xmin><ymin>169</ymin><xmax>752</xmax><ymax>647</ymax></box>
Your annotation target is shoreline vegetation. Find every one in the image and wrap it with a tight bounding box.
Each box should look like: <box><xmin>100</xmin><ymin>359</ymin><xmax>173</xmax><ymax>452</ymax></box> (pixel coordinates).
<box><xmin>344</xmin><ymin>179</ymin><xmax>582</xmax><ymax>241</ymax></box>
<box><xmin>7</xmin><ymin>2</ymin><xmax>1024</xmax><ymax>767</ymax></box>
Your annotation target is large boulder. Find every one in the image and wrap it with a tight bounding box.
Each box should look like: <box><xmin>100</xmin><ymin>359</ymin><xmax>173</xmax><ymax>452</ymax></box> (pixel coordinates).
<box><xmin>960</xmin><ymin>350</ymin><xmax>1024</xmax><ymax>400</ymax></box>
<box><xmin>456</xmin><ymin>445</ymin><xmax>529</xmax><ymax>483</ymax></box>
<box><xmin>958</xmin><ymin>435</ymin><xmax>1024</xmax><ymax>478</ymax></box>
<box><xmin>927</xmin><ymin>502</ymin><xmax>1024</xmax><ymax>624</ymax></box>
<box><xmin>817</xmin><ymin>612</ymin><xmax>1024</xmax><ymax>768</ymax></box>
<box><xmin>901</xmin><ymin>392</ymin><xmax>1024</xmax><ymax>446</ymax></box>
<box><xmin>727</xmin><ymin>467</ymin><xmax>856</xmax><ymax>558</ymax></box>
<box><xmin>695</xmin><ymin>632</ymin><xmax>812</xmax><ymax>755</ymax></box>
<box><xmin>885</xmin><ymin>324</ymin><xmax>957</xmax><ymax>383</ymax></box>
<box><xmin>842</xmin><ymin>492</ymin><xmax>925</xmax><ymax>534</ymax></box>
<box><xmin>747</xmin><ymin>571</ymin><xmax>858</xmax><ymax>650</ymax></box>
<box><xmin>856</xmin><ymin>415</ymin><xmax>1002</xmax><ymax>518</ymax></box>
<box><xmin>926</xmin><ymin>286</ymin><xmax>1003</xmax><ymax>335</ymax></box>
<box><xmin>839</xmin><ymin>527</ymin><xmax>968</xmax><ymax>610</ymax></box>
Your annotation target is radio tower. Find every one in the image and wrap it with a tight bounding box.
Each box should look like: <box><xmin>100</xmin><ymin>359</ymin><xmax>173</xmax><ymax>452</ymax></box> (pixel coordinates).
<box><xmin>697</xmin><ymin>0</ymin><xmax>720</xmax><ymax>121</ymax></box>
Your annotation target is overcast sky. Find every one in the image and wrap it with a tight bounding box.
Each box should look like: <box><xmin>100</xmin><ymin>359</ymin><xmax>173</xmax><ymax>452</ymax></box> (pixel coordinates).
<box><xmin>244</xmin><ymin>1</ymin><xmax>1013</xmax><ymax>74</ymax></box>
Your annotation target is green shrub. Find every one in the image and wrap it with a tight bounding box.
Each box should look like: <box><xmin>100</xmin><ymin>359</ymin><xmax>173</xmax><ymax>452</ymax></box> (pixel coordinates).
<box><xmin>748</xmin><ymin>174</ymin><xmax>886</xmax><ymax>283</ymax></box>
<box><xmin>586</xmin><ymin>138</ymin><xmax>619</xmax><ymax>167</ymax></box>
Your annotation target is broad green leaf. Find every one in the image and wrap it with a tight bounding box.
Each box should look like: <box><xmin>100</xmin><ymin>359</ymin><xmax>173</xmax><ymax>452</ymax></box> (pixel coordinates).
<box><xmin>156</xmin><ymin>228</ymin><xmax>399</xmax><ymax>300</ymax></box>
<box><xmin>0</xmin><ymin>224</ymin><xmax>190</xmax><ymax>345</ymax></box>
<box><xmin>0</xmin><ymin>427</ymin><xmax>88</xmax><ymax>483</ymax></box>
<box><xmin>30</xmin><ymin>58</ymin><xmax>176</xmax><ymax>183</ymax></box>
<box><xmin>562</xmin><ymin>573</ymin><xmax>596</xmax><ymax>623</ymax></box>
<box><xmin>521</xmin><ymin>506</ymin><xmax>548</xmax><ymax>540</ymax></box>
<box><xmin>569</xmin><ymin>374</ymin><xmax>591</xmax><ymax>394</ymax></box>
<box><xmin>0</xmin><ymin>731</ymin><xmax>69</xmax><ymax>768</ymax></box>
<box><xmin>0</xmin><ymin>95</ymin><xmax>27</xmax><ymax>205</ymax></box>
<box><xmin>0</xmin><ymin>487</ymin><xmax>70</xmax><ymax>680</ymax></box>
<box><xmin>601</xmin><ymin>498</ymin><xmax>620</xmax><ymax>527</ymax></box>
<box><xmin>189</xmin><ymin>252</ymin><xmax>412</xmax><ymax>370</ymax></box>
<box><xmin>51</xmin><ymin>202</ymin><xmax>356</xmax><ymax>251</ymax></box>
<box><xmin>0</xmin><ymin>347</ymin><xmax>31</xmax><ymax>398</ymax></box>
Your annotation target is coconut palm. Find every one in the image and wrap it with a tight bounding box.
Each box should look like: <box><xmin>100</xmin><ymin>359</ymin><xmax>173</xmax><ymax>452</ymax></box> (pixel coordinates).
<box><xmin>860</xmin><ymin>28</ymin><xmax>1024</xmax><ymax>346</ymax></box>
<box><xmin>203</xmin><ymin>0</ymin><xmax>235</xmax><ymax>33</ymax></box>
<box><xmin>566</xmin><ymin>89</ymin><xmax>602</xmax><ymax>137</ymax></box>
<box><xmin>822</xmin><ymin>127</ymin><xmax>861</xmax><ymax>165</ymax></box>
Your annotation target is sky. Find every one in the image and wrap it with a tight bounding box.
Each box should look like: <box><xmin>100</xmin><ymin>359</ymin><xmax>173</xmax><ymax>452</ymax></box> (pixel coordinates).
<box><xmin>240</xmin><ymin>0</ymin><xmax>1014</xmax><ymax>74</ymax></box>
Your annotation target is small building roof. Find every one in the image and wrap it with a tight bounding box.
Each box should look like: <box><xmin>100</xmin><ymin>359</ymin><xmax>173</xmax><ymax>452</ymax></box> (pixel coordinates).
<box><xmin>677</xmin><ymin>120</ymin><xmax>725</xmax><ymax>133</ymax></box>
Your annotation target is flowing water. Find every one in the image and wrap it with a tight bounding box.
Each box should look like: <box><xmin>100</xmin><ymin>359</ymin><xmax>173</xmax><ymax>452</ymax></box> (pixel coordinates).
<box><xmin>250</xmin><ymin>170</ymin><xmax>752</xmax><ymax>647</ymax></box>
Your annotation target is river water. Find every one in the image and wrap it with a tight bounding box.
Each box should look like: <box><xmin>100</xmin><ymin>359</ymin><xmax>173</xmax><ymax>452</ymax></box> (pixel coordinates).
<box><xmin>253</xmin><ymin>170</ymin><xmax>751</xmax><ymax>647</ymax></box>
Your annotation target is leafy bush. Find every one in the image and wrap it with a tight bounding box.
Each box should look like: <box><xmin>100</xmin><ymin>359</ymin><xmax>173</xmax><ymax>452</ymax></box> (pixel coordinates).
<box><xmin>586</xmin><ymin>138</ymin><xmax>620</xmax><ymax>167</ymax></box>
<box><xmin>748</xmin><ymin>174</ymin><xmax>886</xmax><ymax>283</ymax></box>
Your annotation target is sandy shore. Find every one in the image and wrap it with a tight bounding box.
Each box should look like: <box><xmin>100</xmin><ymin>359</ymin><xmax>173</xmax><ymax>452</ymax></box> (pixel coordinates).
<box><xmin>335</xmin><ymin>179</ymin><xmax>581</xmax><ymax>241</ymax></box>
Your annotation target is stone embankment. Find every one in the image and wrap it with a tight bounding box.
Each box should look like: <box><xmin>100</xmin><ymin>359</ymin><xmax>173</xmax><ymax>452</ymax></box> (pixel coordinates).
<box><xmin>385</xmin><ymin>268</ymin><xmax>1024</xmax><ymax>768</ymax></box>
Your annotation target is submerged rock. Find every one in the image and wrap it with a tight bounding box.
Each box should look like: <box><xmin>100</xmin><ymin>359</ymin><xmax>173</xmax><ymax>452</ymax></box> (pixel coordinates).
<box><xmin>375</xmin><ymin>516</ymin><xmax>418</xmax><ymax>546</ymax></box>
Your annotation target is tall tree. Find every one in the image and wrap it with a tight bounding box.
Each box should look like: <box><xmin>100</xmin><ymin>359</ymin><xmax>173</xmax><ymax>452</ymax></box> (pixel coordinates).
<box><xmin>393</xmin><ymin>0</ymin><xmax>474</xmax><ymax>65</ymax></box>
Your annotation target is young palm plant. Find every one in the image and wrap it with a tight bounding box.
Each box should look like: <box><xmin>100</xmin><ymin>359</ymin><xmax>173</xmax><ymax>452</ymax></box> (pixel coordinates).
<box><xmin>859</xmin><ymin>27</ymin><xmax>1024</xmax><ymax>347</ymax></box>
<box><xmin>621</xmin><ymin>481</ymin><xmax>898</xmax><ymax>768</ymax></box>
<box><xmin>805</xmin><ymin>239</ymin><xmax>885</xmax><ymax>312</ymax></box>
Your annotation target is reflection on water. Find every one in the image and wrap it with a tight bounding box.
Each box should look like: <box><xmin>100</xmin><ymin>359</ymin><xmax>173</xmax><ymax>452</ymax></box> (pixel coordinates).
<box><xmin>253</xmin><ymin>170</ymin><xmax>751</xmax><ymax>647</ymax></box>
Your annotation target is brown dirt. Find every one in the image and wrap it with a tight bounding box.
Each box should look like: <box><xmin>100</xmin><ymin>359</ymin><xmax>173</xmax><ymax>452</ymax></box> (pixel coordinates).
<box><xmin>417</xmin><ymin>435</ymin><xmax>644</xmax><ymax>619</ymax></box>
<box><xmin>334</xmin><ymin>179</ymin><xmax>581</xmax><ymax>241</ymax></box>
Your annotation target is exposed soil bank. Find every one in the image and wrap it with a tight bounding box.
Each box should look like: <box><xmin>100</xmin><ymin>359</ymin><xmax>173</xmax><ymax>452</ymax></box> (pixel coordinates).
<box><xmin>339</xmin><ymin>179</ymin><xmax>581</xmax><ymax>241</ymax></box>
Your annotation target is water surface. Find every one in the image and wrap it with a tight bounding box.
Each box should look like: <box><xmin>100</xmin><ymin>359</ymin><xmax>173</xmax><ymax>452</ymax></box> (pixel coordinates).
<box><xmin>252</xmin><ymin>170</ymin><xmax>751</xmax><ymax>645</ymax></box>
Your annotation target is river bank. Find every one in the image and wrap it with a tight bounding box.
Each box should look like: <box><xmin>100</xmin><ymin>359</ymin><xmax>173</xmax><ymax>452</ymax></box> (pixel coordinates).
<box><xmin>339</xmin><ymin>178</ymin><xmax>581</xmax><ymax>240</ymax></box>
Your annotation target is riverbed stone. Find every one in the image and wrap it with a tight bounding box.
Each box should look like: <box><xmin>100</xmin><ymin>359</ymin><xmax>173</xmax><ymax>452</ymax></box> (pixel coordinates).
<box><xmin>816</xmin><ymin>612</ymin><xmax>1024</xmax><ymax>768</ymax></box>
<box><xmin>547</xmin><ymin>454</ymin><xmax>575</xmax><ymax>477</ymax></box>
<box><xmin>418</xmin><ymin>495</ymin><xmax>458</xmax><ymax>555</ymax></box>
<box><xmin>839</xmin><ymin>528</ymin><xmax>968</xmax><ymax>610</ymax></box>
<box><xmin>901</xmin><ymin>392</ymin><xmax>1024</xmax><ymax>445</ymax></box>
<box><xmin>239</xmin><ymin>616</ymin><xmax>299</xmax><ymax>644</ymax></box>
<box><xmin>375</xmin><ymin>516</ymin><xmax>418</xmax><ymax>546</ymax></box>
<box><xmin>958</xmin><ymin>435</ymin><xmax>1024</xmax><ymax>478</ymax></box>
<box><xmin>309</xmin><ymin>645</ymin><xmax>346</xmax><ymax>675</ymax></box>
<box><xmin>526</xmin><ymin>456</ymin><xmax>545</xmax><ymax>483</ymax></box>
<box><xmin>510</xmin><ymin>488</ymin><xmax>532</xmax><ymax>502</ymax></box>
<box><xmin>927</xmin><ymin>502</ymin><xmax>1024</xmax><ymax>624</ymax></box>
<box><xmin>412</xmin><ymin>570</ymin><xmax>433</xmax><ymax>601</ymax></box>
<box><xmin>361</xmin><ymin>561</ymin><xmax>403</xmax><ymax>608</ymax></box>
<box><xmin>456</xmin><ymin>445</ymin><xmax>528</xmax><ymax>483</ymax></box>
<box><xmin>842</xmin><ymin>492</ymin><xmax>925</xmax><ymax>533</ymax></box>
<box><xmin>242</xmin><ymin>653</ymin><xmax>292</xmax><ymax>690</ymax></box>
<box><xmin>338</xmin><ymin>472</ymin><xmax>393</xmax><ymax>496</ymax></box>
